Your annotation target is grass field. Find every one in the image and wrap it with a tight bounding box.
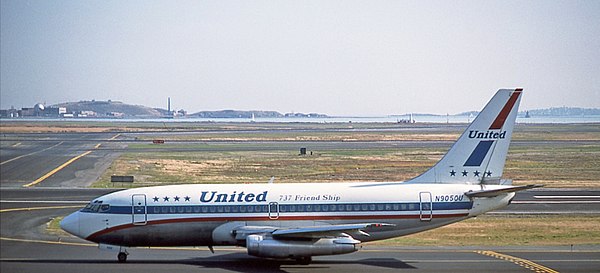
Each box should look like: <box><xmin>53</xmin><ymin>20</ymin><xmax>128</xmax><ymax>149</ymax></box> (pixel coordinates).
<box><xmin>92</xmin><ymin>124</ymin><xmax>600</xmax><ymax>188</ymax></box>
<box><xmin>375</xmin><ymin>215</ymin><xmax>600</xmax><ymax>246</ymax></box>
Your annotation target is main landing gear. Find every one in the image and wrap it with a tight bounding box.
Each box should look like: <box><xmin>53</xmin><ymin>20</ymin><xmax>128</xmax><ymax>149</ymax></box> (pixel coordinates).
<box><xmin>296</xmin><ymin>256</ymin><xmax>312</xmax><ymax>265</ymax></box>
<box><xmin>117</xmin><ymin>247</ymin><xmax>129</xmax><ymax>263</ymax></box>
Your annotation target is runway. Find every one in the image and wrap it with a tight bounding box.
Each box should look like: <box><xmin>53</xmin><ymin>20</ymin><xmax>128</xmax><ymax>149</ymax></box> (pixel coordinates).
<box><xmin>2</xmin><ymin>240</ymin><xmax>599</xmax><ymax>273</ymax></box>
<box><xmin>0</xmin><ymin>132</ymin><xmax>124</xmax><ymax>188</ymax></box>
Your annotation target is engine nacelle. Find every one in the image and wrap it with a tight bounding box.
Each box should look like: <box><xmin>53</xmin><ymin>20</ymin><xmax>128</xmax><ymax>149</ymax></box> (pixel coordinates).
<box><xmin>246</xmin><ymin>235</ymin><xmax>359</xmax><ymax>259</ymax></box>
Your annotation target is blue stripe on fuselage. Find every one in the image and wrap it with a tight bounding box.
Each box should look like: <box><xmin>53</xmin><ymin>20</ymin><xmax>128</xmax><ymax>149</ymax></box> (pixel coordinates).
<box><xmin>82</xmin><ymin>201</ymin><xmax>473</xmax><ymax>215</ymax></box>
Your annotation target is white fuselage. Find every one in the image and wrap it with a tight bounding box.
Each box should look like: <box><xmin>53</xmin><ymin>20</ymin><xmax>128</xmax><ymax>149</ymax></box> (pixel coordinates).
<box><xmin>61</xmin><ymin>182</ymin><xmax>514</xmax><ymax>247</ymax></box>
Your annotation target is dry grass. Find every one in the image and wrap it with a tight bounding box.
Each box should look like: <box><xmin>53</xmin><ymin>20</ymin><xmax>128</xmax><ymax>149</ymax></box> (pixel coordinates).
<box><xmin>0</xmin><ymin>125</ymin><xmax>119</xmax><ymax>133</ymax></box>
<box><xmin>94</xmin><ymin>142</ymin><xmax>600</xmax><ymax>188</ymax></box>
<box><xmin>372</xmin><ymin>215</ymin><xmax>600</xmax><ymax>246</ymax></box>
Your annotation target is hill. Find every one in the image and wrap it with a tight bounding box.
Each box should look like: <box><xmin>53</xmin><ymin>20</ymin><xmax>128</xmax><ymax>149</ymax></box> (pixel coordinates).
<box><xmin>52</xmin><ymin>100</ymin><xmax>162</xmax><ymax>117</ymax></box>
<box><xmin>456</xmin><ymin>107</ymin><xmax>600</xmax><ymax>117</ymax></box>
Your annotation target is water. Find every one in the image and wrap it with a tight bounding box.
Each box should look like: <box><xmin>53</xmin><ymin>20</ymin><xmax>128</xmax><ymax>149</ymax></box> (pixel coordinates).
<box><xmin>2</xmin><ymin>115</ymin><xmax>600</xmax><ymax>124</ymax></box>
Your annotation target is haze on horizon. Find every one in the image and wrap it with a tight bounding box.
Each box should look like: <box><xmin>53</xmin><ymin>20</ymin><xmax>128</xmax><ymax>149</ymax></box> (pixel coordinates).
<box><xmin>1</xmin><ymin>0</ymin><xmax>599</xmax><ymax>116</ymax></box>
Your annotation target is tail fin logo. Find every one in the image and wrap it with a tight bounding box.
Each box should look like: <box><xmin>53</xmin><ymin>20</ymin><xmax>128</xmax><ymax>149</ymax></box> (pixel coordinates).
<box><xmin>463</xmin><ymin>90</ymin><xmax>521</xmax><ymax>167</ymax></box>
<box><xmin>468</xmin><ymin>130</ymin><xmax>506</xmax><ymax>139</ymax></box>
<box><xmin>489</xmin><ymin>89</ymin><xmax>522</xmax><ymax>130</ymax></box>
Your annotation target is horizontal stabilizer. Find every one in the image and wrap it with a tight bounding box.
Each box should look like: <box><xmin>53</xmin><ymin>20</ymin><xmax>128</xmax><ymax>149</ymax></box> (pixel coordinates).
<box><xmin>465</xmin><ymin>184</ymin><xmax>543</xmax><ymax>198</ymax></box>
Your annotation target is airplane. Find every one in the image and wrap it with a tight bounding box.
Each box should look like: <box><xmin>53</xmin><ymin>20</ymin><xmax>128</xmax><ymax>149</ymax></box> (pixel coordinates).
<box><xmin>61</xmin><ymin>88</ymin><xmax>540</xmax><ymax>264</ymax></box>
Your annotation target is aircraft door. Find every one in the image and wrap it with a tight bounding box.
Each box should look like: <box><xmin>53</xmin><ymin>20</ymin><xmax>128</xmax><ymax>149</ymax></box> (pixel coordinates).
<box><xmin>268</xmin><ymin>202</ymin><xmax>279</xmax><ymax>220</ymax></box>
<box><xmin>132</xmin><ymin>194</ymin><xmax>147</xmax><ymax>225</ymax></box>
<box><xmin>419</xmin><ymin>192</ymin><xmax>433</xmax><ymax>221</ymax></box>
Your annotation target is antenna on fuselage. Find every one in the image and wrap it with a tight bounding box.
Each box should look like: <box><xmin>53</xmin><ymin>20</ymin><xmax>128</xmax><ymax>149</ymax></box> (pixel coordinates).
<box><xmin>268</xmin><ymin>176</ymin><xmax>275</xmax><ymax>184</ymax></box>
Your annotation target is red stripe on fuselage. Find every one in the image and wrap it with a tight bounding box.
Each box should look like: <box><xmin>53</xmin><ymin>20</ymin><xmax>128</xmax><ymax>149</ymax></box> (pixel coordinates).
<box><xmin>85</xmin><ymin>213</ymin><xmax>469</xmax><ymax>242</ymax></box>
<box><xmin>489</xmin><ymin>90</ymin><xmax>521</xmax><ymax>130</ymax></box>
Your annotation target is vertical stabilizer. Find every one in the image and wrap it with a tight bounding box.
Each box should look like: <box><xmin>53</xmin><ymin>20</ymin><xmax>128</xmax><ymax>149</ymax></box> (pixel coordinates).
<box><xmin>408</xmin><ymin>88</ymin><xmax>522</xmax><ymax>184</ymax></box>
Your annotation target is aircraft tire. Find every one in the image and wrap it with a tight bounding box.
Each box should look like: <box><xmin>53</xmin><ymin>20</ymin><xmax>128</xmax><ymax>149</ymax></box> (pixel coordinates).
<box><xmin>117</xmin><ymin>252</ymin><xmax>128</xmax><ymax>263</ymax></box>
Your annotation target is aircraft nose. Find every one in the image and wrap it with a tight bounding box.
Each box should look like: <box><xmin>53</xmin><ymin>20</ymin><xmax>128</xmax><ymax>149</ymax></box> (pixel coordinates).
<box><xmin>60</xmin><ymin>211</ymin><xmax>80</xmax><ymax>237</ymax></box>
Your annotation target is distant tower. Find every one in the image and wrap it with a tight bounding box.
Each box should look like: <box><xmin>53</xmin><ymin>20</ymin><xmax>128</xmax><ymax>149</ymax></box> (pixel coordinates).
<box><xmin>168</xmin><ymin>97</ymin><xmax>171</xmax><ymax>116</ymax></box>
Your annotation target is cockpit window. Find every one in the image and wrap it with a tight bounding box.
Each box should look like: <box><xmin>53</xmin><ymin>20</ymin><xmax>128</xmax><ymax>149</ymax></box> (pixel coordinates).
<box><xmin>81</xmin><ymin>201</ymin><xmax>109</xmax><ymax>213</ymax></box>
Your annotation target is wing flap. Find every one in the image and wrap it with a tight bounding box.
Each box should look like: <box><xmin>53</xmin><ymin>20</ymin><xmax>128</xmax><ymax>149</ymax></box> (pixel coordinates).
<box><xmin>272</xmin><ymin>223</ymin><xmax>395</xmax><ymax>239</ymax></box>
<box><xmin>233</xmin><ymin>223</ymin><xmax>395</xmax><ymax>240</ymax></box>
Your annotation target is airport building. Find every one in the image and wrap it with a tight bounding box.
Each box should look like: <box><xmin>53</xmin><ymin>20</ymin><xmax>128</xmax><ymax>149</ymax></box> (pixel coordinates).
<box><xmin>0</xmin><ymin>104</ymin><xmax>67</xmax><ymax>118</ymax></box>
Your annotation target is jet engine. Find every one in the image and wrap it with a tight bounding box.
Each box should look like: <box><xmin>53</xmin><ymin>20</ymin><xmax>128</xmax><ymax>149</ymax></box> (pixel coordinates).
<box><xmin>246</xmin><ymin>234</ymin><xmax>359</xmax><ymax>259</ymax></box>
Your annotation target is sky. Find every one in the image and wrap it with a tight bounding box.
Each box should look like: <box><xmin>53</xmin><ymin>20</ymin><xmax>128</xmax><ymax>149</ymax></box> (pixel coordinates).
<box><xmin>1</xmin><ymin>0</ymin><xmax>599</xmax><ymax>116</ymax></box>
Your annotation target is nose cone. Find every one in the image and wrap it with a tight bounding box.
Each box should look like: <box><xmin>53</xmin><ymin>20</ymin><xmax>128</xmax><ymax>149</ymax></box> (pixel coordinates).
<box><xmin>60</xmin><ymin>212</ymin><xmax>80</xmax><ymax>237</ymax></box>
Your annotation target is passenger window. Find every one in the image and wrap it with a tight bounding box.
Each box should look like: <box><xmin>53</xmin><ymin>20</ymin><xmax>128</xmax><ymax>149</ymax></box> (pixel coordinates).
<box><xmin>377</xmin><ymin>204</ymin><xmax>384</xmax><ymax>211</ymax></box>
<box><xmin>248</xmin><ymin>206</ymin><xmax>254</xmax><ymax>213</ymax></box>
<box><xmin>162</xmin><ymin>207</ymin><xmax>168</xmax><ymax>213</ymax></box>
<box><xmin>154</xmin><ymin>207</ymin><xmax>160</xmax><ymax>213</ymax></box>
<box><xmin>240</xmin><ymin>206</ymin><xmax>247</xmax><ymax>212</ymax></box>
<box><xmin>209</xmin><ymin>206</ymin><xmax>216</xmax><ymax>213</ymax></box>
<box><xmin>169</xmin><ymin>207</ymin><xmax>176</xmax><ymax>213</ymax></box>
<box><xmin>193</xmin><ymin>206</ymin><xmax>200</xmax><ymax>213</ymax></box>
<box><xmin>185</xmin><ymin>206</ymin><xmax>192</xmax><ymax>213</ymax></box>
<box><xmin>201</xmin><ymin>206</ymin><xmax>208</xmax><ymax>213</ymax></box>
<box><xmin>178</xmin><ymin>206</ymin><xmax>184</xmax><ymax>213</ymax></box>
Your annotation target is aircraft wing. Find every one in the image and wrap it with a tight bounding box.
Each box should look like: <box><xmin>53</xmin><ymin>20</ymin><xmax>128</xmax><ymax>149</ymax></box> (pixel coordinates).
<box><xmin>465</xmin><ymin>184</ymin><xmax>543</xmax><ymax>198</ymax></box>
<box><xmin>234</xmin><ymin>223</ymin><xmax>394</xmax><ymax>240</ymax></box>
<box><xmin>272</xmin><ymin>223</ymin><xmax>395</xmax><ymax>239</ymax></box>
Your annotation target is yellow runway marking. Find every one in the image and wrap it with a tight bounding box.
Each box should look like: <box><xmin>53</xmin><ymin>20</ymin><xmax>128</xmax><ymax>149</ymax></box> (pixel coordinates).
<box><xmin>0</xmin><ymin>236</ymin><xmax>95</xmax><ymax>247</ymax></box>
<box><xmin>23</xmin><ymin>150</ymin><xmax>93</xmax><ymax>188</ymax></box>
<box><xmin>476</xmin><ymin>250</ymin><xmax>559</xmax><ymax>273</ymax></box>
<box><xmin>109</xmin><ymin>133</ymin><xmax>121</xmax><ymax>140</ymax></box>
<box><xmin>1</xmin><ymin>141</ymin><xmax>63</xmax><ymax>166</ymax></box>
<box><xmin>12</xmin><ymin>142</ymin><xmax>22</xmax><ymax>147</ymax></box>
<box><xmin>0</xmin><ymin>205</ymin><xmax>83</xmax><ymax>213</ymax></box>
<box><xmin>22</xmin><ymin>141</ymin><xmax>105</xmax><ymax>188</ymax></box>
